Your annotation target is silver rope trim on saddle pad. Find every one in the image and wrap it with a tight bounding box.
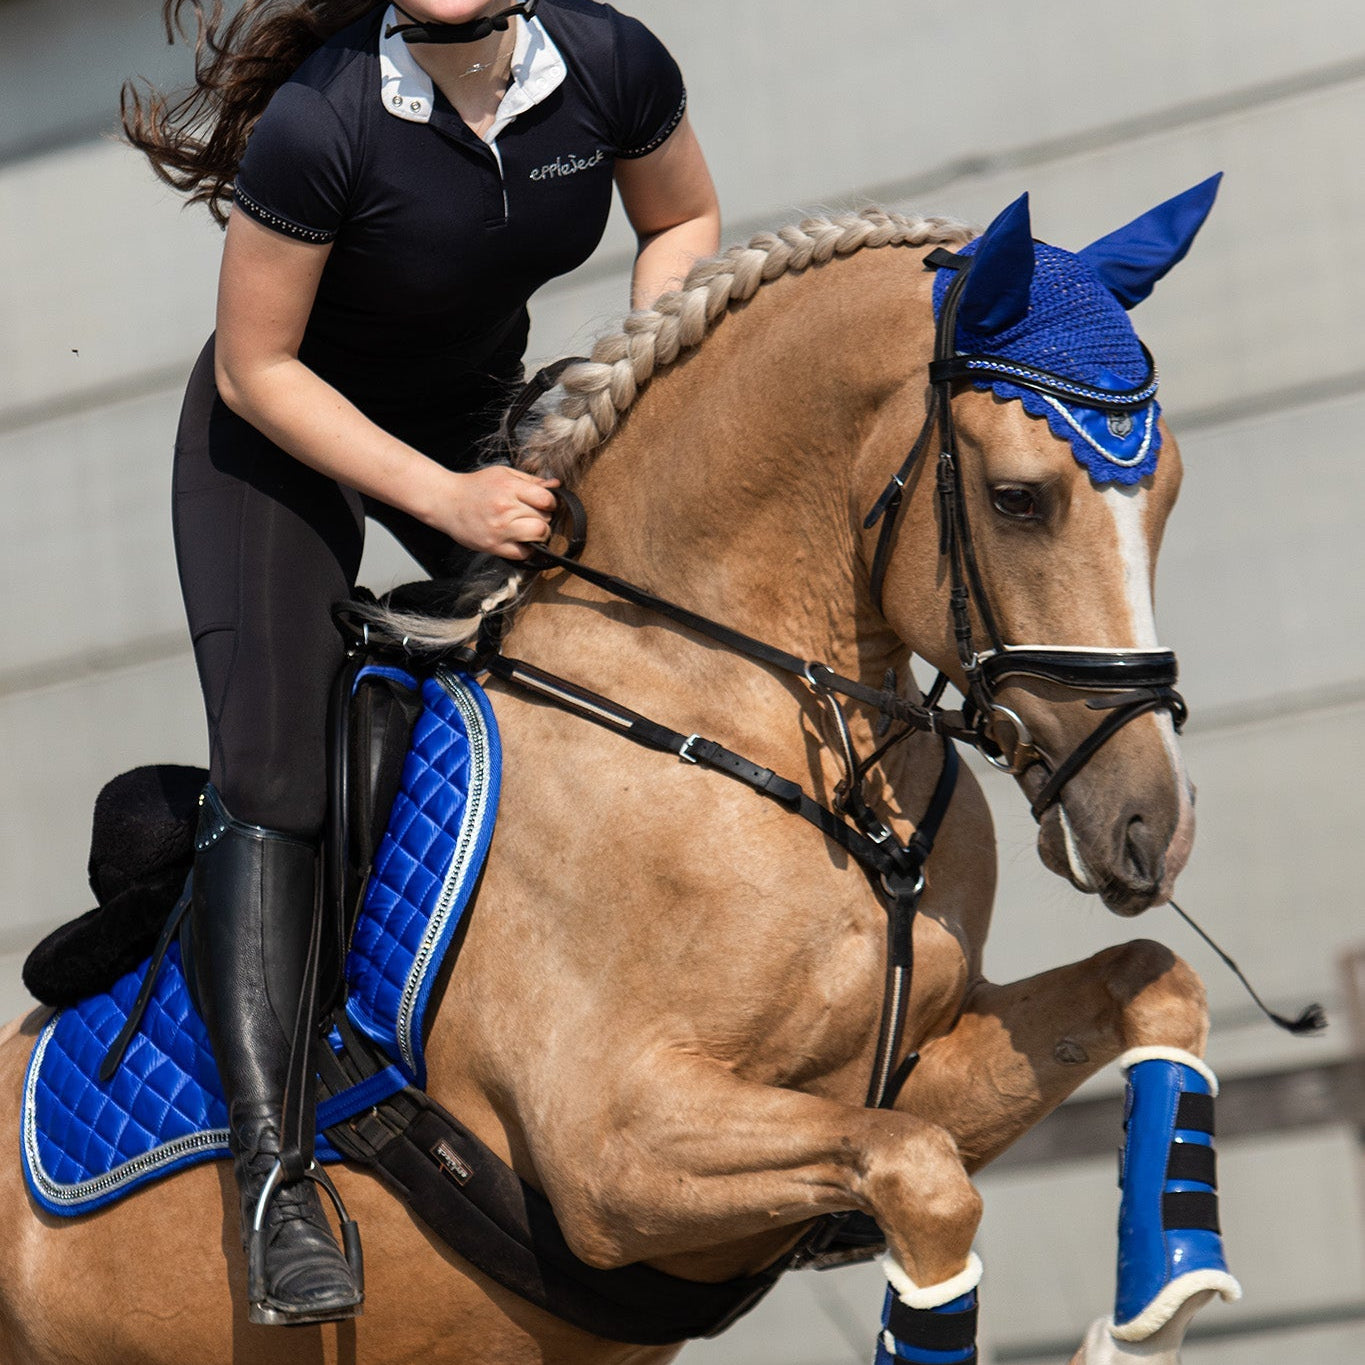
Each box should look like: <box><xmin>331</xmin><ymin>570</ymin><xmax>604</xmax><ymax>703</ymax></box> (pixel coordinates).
<box><xmin>21</xmin><ymin>1010</ymin><xmax>231</xmax><ymax>1210</ymax></box>
<box><xmin>390</xmin><ymin>669</ymin><xmax>500</xmax><ymax>1079</ymax></box>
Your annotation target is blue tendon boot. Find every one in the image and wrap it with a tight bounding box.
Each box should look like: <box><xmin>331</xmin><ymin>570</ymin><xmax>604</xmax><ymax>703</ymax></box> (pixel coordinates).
<box><xmin>873</xmin><ymin>1252</ymin><xmax>982</xmax><ymax>1365</ymax></box>
<box><xmin>1111</xmin><ymin>1047</ymin><xmax>1241</xmax><ymax>1342</ymax></box>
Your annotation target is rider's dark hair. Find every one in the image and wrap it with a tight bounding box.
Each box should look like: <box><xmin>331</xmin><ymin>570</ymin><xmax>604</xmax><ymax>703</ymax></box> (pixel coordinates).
<box><xmin>121</xmin><ymin>1</ymin><xmax>381</xmax><ymax>225</ymax></box>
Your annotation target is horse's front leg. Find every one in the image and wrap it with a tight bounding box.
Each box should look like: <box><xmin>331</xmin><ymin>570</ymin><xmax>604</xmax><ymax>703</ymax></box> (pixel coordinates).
<box><xmin>531</xmin><ymin>1056</ymin><xmax>985</xmax><ymax>1350</ymax></box>
<box><xmin>905</xmin><ymin>939</ymin><xmax>1241</xmax><ymax>1364</ymax></box>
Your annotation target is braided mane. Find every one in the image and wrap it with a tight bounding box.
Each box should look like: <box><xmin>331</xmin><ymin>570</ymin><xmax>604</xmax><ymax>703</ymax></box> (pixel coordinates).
<box><xmin>517</xmin><ymin>208</ymin><xmax>973</xmax><ymax>484</ymax></box>
<box><xmin>372</xmin><ymin>208</ymin><xmax>974</xmax><ymax>651</ymax></box>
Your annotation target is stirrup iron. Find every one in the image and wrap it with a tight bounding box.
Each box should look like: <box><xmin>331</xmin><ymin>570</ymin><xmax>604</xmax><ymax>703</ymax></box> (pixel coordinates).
<box><xmin>247</xmin><ymin>1158</ymin><xmax>365</xmax><ymax>1325</ymax></box>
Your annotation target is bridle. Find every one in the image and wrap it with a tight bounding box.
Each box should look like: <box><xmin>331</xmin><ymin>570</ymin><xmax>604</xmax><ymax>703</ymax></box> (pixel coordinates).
<box><xmin>864</xmin><ymin>246</ymin><xmax>1187</xmax><ymax>819</ymax></box>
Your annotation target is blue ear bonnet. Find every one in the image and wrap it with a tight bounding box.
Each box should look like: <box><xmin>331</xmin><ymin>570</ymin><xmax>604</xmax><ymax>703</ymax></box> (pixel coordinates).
<box><xmin>930</xmin><ymin>176</ymin><xmax>1221</xmax><ymax>487</ymax></box>
<box><xmin>932</xmin><ymin>240</ymin><xmax>1161</xmax><ymax>484</ymax></box>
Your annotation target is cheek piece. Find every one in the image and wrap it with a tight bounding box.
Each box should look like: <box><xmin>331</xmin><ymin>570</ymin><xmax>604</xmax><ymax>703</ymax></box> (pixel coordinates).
<box><xmin>385</xmin><ymin>0</ymin><xmax>538</xmax><ymax>44</ymax></box>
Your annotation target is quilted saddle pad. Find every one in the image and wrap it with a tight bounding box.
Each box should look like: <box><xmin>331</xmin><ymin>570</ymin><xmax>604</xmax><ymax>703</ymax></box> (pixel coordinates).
<box><xmin>22</xmin><ymin>668</ymin><xmax>500</xmax><ymax>1217</ymax></box>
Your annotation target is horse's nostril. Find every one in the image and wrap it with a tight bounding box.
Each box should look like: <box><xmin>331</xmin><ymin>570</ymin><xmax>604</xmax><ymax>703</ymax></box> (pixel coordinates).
<box><xmin>1121</xmin><ymin>815</ymin><xmax>1164</xmax><ymax>889</ymax></box>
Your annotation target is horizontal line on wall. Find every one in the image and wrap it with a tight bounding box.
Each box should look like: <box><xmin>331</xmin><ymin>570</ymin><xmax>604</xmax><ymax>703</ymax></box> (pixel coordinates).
<box><xmin>0</xmin><ymin>116</ymin><xmax>117</xmax><ymax>171</ymax></box>
<box><xmin>4</xmin><ymin>628</ymin><xmax>1363</xmax><ymax>738</ymax></box>
<box><xmin>0</xmin><ymin>631</ymin><xmax>191</xmax><ymax>701</ymax></box>
<box><xmin>989</xmin><ymin>1058</ymin><xmax>1364</xmax><ymax>1173</ymax></box>
<box><xmin>995</xmin><ymin>1298</ymin><xmax>1365</xmax><ymax>1363</ymax></box>
<box><xmin>6</xmin><ymin>46</ymin><xmax>1365</xmax><ymax>186</ymax></box>
<box><xmin>1182</xmin><ymin>676</ymin><xmax>1365</xmax><ymax>736</ymax></box>
<box><xmin>1170</xmin><ymin>366</ymin><xmax>1365</xmax><ymax>434</ymax></box>
<box><xmin>839</xmin><ymin>51</ymin><xmax>1365</xmax><ymax>215</ymax></box>
<box><xmin>0</xmin><ymin>362</ymin><xmax>190</xmax><ymax>440</ymax></box>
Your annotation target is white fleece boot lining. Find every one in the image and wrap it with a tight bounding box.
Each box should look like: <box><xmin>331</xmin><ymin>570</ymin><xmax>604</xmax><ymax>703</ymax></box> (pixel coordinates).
<box><xmin>1109</xmin><ymin>1269</ymin><xmax>1242</xmax><ymax>1341</ymax></box>
<box><xmin>881</xmin><ymin>1250</ymin><xmax>983</xmax><ymax>1310</ymax></box>
<box><xmin>1116</xmin><ymin>1046</ymin><xmax>1219</xmax><ymax>1096</ymax></box>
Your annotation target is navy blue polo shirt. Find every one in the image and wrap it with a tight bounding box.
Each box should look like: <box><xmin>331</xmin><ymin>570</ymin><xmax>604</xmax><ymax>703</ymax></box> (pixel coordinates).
<box><xmin>231</xmin><ymin>1</ymin><xmax>686</xmax><ymax>443</ymax></box>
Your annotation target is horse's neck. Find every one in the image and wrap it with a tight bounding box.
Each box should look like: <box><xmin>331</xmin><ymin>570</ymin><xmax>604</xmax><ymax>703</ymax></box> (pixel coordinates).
<box><xmin>520</xmin><ymin>254</ymin><xmax>936</xmax><ymax>689</ymax></box>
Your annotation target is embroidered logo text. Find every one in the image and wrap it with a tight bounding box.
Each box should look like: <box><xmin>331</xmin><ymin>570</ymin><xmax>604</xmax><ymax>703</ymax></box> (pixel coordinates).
<box><xmin>530</xmin><ymin>149</ymin><xmax>606</xmax><ymax>181</ymax></box>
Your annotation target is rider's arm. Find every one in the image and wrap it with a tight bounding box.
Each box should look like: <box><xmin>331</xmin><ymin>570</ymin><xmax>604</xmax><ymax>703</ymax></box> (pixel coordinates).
<box><xmin>615</xmin><ymin>113</ymin><xmax>721</xmax><ymax>309</ymax></box>
<box><xmin>213</xmin><ymin>213</ymin><xmax>557</xmax><ymax>559</ymax></box>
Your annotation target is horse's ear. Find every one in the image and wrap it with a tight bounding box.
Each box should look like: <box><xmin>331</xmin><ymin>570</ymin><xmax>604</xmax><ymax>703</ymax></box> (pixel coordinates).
<box><xmin>1079</xmin><ymin>173</ymin><xmax>1222</xmax><ymax>310</ymax></box>
<box><xmin>956</xmin><ymin>193</ymin><xmax>1035</xmax><ymax>336</ymax></box>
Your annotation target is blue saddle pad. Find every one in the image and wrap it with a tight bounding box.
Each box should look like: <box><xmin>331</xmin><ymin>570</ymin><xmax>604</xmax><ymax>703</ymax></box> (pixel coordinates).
<box><xmin>22</xmin><ymin>669</ymin><xmax>500</xmax><ymax>1217</ymax></box>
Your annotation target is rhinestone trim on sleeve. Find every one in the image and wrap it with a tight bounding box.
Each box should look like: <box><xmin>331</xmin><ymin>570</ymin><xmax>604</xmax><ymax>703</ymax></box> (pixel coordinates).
<box><xmin>618</xmin><ymin>92</ymin><xmax>687</xmax><ymax>160</ymax></box>
<box><xmin>232</xmin><ymin>186</ymin><xmax>338</xmax><ymax>244</ymax></box>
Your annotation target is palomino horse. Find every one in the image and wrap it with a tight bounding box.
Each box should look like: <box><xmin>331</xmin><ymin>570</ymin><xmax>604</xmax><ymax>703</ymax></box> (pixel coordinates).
<box><xmin>0</xmin><ymin>189</ymin><xmax>1238</xmax><ymax>1364</ymax></box>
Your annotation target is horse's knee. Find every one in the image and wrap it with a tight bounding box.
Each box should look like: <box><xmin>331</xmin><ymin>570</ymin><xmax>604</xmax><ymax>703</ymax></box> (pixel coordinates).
<box><xmin>1099</xmin><ymin>940</ymin><xmax>1208</xmax><ymax>1054</ymax></box>
<box><xmin>864</xmin><ymin>1123</ymin><xmax>981</xmax><ymax>1284</ymax></box>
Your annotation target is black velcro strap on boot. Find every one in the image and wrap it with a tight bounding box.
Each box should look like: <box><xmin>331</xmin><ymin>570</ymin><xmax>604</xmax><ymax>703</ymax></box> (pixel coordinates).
<box><xmin>1175</xmin><ymin>1091</ymin><xmax>1215</xmax><ymax>1134</ymax></box>
<box><xmin>1162</xmin><ymin>1190</ymin><xmax>1221</xmax><ymax>1233</ymax></box>
<box><xmin>886</xmin><ymin>1298</ymin><xmax>978</xmax><ymax>1352</ymax></box>
<box><xmin>1166</xmin><ymin>1141</ymin><xmax>1217</xmax><ymax>1187</ymax></box>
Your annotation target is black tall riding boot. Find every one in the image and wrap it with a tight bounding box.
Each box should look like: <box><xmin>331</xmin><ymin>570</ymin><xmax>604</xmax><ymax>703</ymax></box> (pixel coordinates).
<box><xmin>191</xmin><ymin>785</ymin><xmax>363</xmax><ymax>1325</ymax></box>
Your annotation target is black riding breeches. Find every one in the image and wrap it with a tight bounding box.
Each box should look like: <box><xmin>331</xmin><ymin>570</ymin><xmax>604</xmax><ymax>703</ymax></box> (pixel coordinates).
<box><xmin>172</xmin><ymin>337</ymin><xmax>513</xmax><ymax>836</ymax></box>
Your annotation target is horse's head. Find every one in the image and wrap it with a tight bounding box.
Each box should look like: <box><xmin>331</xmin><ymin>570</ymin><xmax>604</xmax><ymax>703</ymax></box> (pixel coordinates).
<box><xmin>877</xmin><ymin>179</ymin><xmax>1220</xmax><ymax>916</ymax></box>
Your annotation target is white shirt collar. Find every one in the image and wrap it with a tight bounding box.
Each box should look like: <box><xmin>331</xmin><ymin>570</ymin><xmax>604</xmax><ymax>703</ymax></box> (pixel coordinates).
<box><xmin>378</xmin><ymin>6</ymin><xmax>566</xmax><ymax>143</ymax></box>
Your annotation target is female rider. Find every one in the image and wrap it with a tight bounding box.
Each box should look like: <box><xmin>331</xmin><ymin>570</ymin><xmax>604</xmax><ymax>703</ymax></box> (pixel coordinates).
<box><xmin>125</xmin><ymin>0</ymin><xmax>719</xmax><ymax>1326</ymax></box>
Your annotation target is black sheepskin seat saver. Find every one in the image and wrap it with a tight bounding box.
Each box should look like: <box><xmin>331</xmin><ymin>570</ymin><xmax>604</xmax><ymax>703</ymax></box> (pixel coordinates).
<box><xmin>22</xmin><ymin>765</ymin><xmax>208</xmax><ymax>1007</ymax></box>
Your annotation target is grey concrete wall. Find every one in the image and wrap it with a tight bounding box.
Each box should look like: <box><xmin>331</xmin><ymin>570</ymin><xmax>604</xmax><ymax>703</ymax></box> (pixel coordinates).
<box><xmin>1</xmin><ymin>2</ymin><xmax>1362</xmax><ymax>1360</ymax></box>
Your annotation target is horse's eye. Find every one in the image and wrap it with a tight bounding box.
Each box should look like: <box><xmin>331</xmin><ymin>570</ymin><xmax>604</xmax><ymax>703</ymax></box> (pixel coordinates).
<box><xmin>991</xmin><ymin>485</ymin><xmax>1039</xmax><ymax>520</ymax></box>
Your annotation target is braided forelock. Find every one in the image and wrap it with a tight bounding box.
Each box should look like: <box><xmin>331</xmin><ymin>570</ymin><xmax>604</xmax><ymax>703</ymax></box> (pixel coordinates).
<box><xmin>517</xmin><ymin>208</ymin><xmax>974</xmax><ymax>483</ymax></box>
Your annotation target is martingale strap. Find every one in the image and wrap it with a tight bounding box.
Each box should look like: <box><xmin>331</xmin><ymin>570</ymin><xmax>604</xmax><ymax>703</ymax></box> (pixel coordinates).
<box><xmin>474</xmin><ymin>647</ymin><xmax>956</xmax><ymax>912</ymax></box>
<box><xmin>470</xmin><ymin>642</ymin><xmax>960</xmax><ymax>1146</ymax></box>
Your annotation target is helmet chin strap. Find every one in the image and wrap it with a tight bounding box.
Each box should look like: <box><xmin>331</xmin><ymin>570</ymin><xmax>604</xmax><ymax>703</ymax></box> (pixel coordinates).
<box><xmin>385</xmin><ymin>0</ymin><xmax>538</xmax><ymax>44</ymax></box>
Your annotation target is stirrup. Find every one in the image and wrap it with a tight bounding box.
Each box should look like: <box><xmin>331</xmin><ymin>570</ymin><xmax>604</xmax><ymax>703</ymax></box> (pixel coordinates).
<box><xmin>247</xmin><ymin>1157</ymin><xmax>365</xmax><ymax>1326</ymax></box>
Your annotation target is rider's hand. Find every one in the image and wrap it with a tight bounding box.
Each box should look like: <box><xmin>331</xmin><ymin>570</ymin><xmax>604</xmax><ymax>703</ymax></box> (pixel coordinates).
<box><xmin>440</xmin><ymin>466</ymin><xmax>560</xmax><ymax>560</ymax></box>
